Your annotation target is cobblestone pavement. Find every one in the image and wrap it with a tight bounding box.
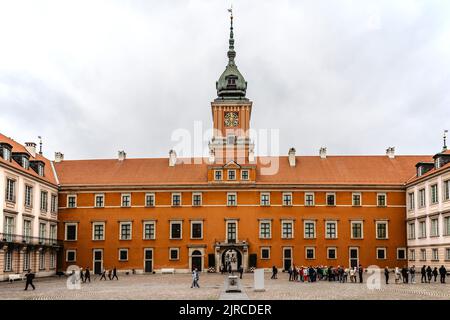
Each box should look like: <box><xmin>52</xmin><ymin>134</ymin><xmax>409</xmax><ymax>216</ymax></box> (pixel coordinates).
<box><xmin>0</xmin><ymin>272</ymin><xmax>449</xmax><ymax>300</ymax></box>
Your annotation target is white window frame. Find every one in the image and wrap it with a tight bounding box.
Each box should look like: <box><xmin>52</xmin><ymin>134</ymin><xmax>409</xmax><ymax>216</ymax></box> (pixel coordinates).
<box><xmin>304</xmin><ymin>192</ymin><xmax>315</xmax><ymax>206</ymax></box>
<box><xmin>419</xmin><ymin>220</ymin><xmax>427</xmax><ymax>238</ymax></box>
<box><xmin>409</xmin><ymin>249</ymin><xmax>416</xmax><ymax>261</ymax></box>
<box><xmin>50</xmin><ymin>194</ymin><xmax>58</xmax><ymax>213</ymax></box>
<box><xmin>282</xmin><ymin>192</ymin><xmax>292</xmax><ymax>206</ymax></box>
<box><xmin>305</xmin><ymin>247</ymin><xmax>316</xmax><ymax>260</ymax></box>
<box><xmin>24</xmin><ymin>185</ymin><xmax>33</xmax><ymax>208</ymax></box>
<box><xmin>171</xmin><ymin>193</ymin><xmax>182</xmax><ymax>206</ymax></box>
<box><xmin>64</xmin><ymin>222</ymin><xmax>78</xmax><ymax>241</ymax></box>
<box><xmin>94</xmin><ymin>194</ymin><xmax>105</xmax><ymax>208</ymax></box>
<box><xmin>226</xmin><ymin>220</ymin><xmax>238</xmax><ymax>243</ymax></box>
<box><xmin>118</xmin><ymin>248</ymin><xmax>129</xmax><ymax>261</ymax></box>
<box><xmin>5</xmin><ymin>178</ymin><xmax>16</xmax><ymax>203</ymax></box>
<box><xmin>420</xmin><ymin>249</ymin><xmax>427</xmax><ymax>261</ymax></box>
<box><xmin>169</xmin><ymin>247</ymin><xmax>180</xmax><ymax>261</ymax></box>
<box><xmin>375</xmin><ymin>220</ymin><xmax>389</xmax><ymax>239</ymax></box>
<box><xmin>419</xmin><ymin>188</ymin><xmax>426</xmax><ymax>208</ymax></box>
<box><xmin>260</xmin><ymin>247</ymin><xmax>271</xmax><ymax>259</ymax></box>
<box><xmin>214</xmin><ymin>170</ymin><xmax>223</xmax><ymax>181</ymax></box>
<box><xmin>39</xmin><ymin>251</ymin><xmax>46</xmax><ymax>270</ymax></box>
<box><xmin>376</xmin><ymin>247</ymin><xmax>387</xmax><ymax>260</ymax></box>
<box><xmin>192</xmin><ymin>193</ymin><xmax>202</xmax><ymax>207</ymax></box>
<box><xmin>66</xmin><ymin>249</ymin><xmax>76</xmax><ymax>262</ymax></box>
<box><xmin>92</xmin><ymin>222</ymin><xmax>105</xmax><ymax>241</ymax></box>
<box><xmin>397</xmin><ymin>247</ymin><xmax>406</xmax><ymax>260</ymax></box>
<box><xmin>4</xmin><ymin>250</ymin><xmax>12</xmax><ymax>271</ymax></box>
<box><xmin>431</xmin><ymin>248</ymin><xmax>439</xmax><ymax>261</ymax></box>
<box><xmin>408</xmin><ymin>222</ymin><xmax>416</xmax><ymax>240</ymax></box>
<box><xmin>227</xmin><ymin>169</ymin><xmax>236</xmax><ymax>180</ymax></box>
<box><xmin>350</xmin><ymin>220</ymin><xmax>364</xmax><ymax>239</ymax></box>
<box><xmin>259</xmin><ymin>220</ymin><xmax>272</xmax><ymax>239</ymax></box>
<box><xmin>121</xmin><ymin>193</ymin><xmax>131</xmax><ymax>207</ymax></box>
<box><xmin>67</xmin><ymin>194</ymin><xmax>77</xmax><ymax>208</ymax></box>
<box><xmin>430</xmin><ymin>217</ymin><xmax>439</xmax><ymax>237</ymax></box>
<box><xmin>325</xmin><ymin>220</ymin><xmax>338</xmax><ymax>239</ymax></box>
<box><xmin>40</xmin><ymin>190</ymin><xmax>48</xmax><ymax>212</ymax></box>
<box><xmin>430</xmin><ymin>184</ymin><xmax>439</xmax><ymax>204</ymax></box>
<box><xmin>281</xmin><ymin>220</ymin><xmax>294</xmax><ymax>239</ymax></box>
<box><xmin>227</xmin><ymin>192</ymin><xmax>237</xmax><ymax>206</ymax></box>
<box><xmin>408</xmin><ymin>192</ymin><xmax>415</xmax><ymax>211</ymax></box>
<box><xmin>241</xmin><ymin>170</ymin><xmax>249</xmax><ymax>180</ymax></box>
<box><xmin>303</xmin><ymin>220</ymin><xmax>316</xmax><ymax>239</ymax></box>
<box><xmin>143</xmin><ymin>221</ymin><xmax>156</xmax><ymax>240</ymax></box>
<box><xmin>352</xmin><ymin>192</ymin><xmax>362</xmax><ymax>206</ymax></box>
<box><xmin>444</xmin><ymin>216</ymin><xmax>450</xmax><ymax>236</ymax></box>
<box><xmin>446</xmin><ymin>248</ymin><xmax>450</xmax><ymax>261</ymax></box>
<box><xmin>50</xmin><ymin>252</ymin><xmax>56</xmax><ymax>269</ymax></box>
<box><xmin>190</xmin><ymin>220</ymin><xmax>203</xmax><ymax>239</ymax></box>
<box><xmin>260</xmin><ymin>192</ymin><xmax>270</xmax><ymax>206</ymax></box>
<box><xmin>170</xmin><ymin>221</ymin><xmax>183</xmax><ymax>239</ymax></box>
<box><xmin>326</xmin><ymin>192</ymin><xmax>336</xmax><ymax>206</ymax></box>
<box><xmin>119</xmin><ymin>221</ymin><xmax>132</xmax><ymax>240</ymax></box>
<box><xmin>327</xmin><ymin>247</ymin><xmax>337</xmax><ymax>260</ymax></box>
<box><xmin>444</xmin><ymin>180</ymin><xmax>450</xmax><ymax>201</ymax></box>
<box><xmin>377</xmin><ymin>193</ymin><xmax>387</xmax><ymax>207</ymax></box>
<box><xmin>145</xmin><ymin>193</ymin><xmax>155</xmax><ymax>207</ymax></box>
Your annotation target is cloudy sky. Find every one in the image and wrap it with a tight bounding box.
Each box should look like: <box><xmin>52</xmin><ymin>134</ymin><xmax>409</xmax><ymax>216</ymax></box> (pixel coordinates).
<box><xmin>0</xmin><ymin>0</ymin><xmax>449</xmax><ymax>160</ymax></box>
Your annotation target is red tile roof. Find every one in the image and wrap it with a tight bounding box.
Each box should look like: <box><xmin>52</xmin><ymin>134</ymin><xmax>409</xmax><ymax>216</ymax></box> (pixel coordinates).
<box><xmin>53</xmin><ymin>155</ymin><xmax>431</xmax><ymax>187</ymax></box>
<box><xmin>0</xmin><ymin>133</ymin><xmax>57</xmax><ymax>185</ymax></box>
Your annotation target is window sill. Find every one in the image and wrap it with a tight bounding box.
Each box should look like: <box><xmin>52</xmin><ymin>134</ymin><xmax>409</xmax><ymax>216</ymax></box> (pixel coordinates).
<box><xmin>169</xmin><ymin>238</ymin><xmax>182</xmax><ymax>240</ymax></box>
<box><xmin>376</xmin><ymin>238</ymin><xmax>389</xmax><ymax>240</ymax></box>
<box><xmin>119</xmin><ymin>239</ymin><xmax>132</xmax><ymax>241</ymax></box>
<box><xmin>94</xmin><ymin>206</ymin><xmax>104</xmax><ymax>209</ymax></box>
<box><xmin>143</xmin><ymin>238</ymin><xmax>156</xmax><ymax>241</ymax></box>
<box><xmin>191</xmin><ymin>238</ymin><xmax>203</xmax><ymax>240</ymax></box>
<box><xmin>64</xmin><ymin>239</ymin><xmax>77</xmax><ymax>242</ymax></box>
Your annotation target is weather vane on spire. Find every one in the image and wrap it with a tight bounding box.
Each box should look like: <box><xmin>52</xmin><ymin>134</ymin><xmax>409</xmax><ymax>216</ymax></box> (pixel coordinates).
<box><xmin>444</xmin><ymin>129</ymin><xmax>448</xmax><ymax>151</ymax></box>
<box><xmin>228</xmin><ymin>5</ymin><xmax>233</xmax><ymax>18</ymax></box>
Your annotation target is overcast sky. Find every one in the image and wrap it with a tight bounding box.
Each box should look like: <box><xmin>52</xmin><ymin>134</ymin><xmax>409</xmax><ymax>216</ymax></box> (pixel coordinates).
<box><xmin>0</xmin><ymin>0</ymin><xmax>449</xmax><ymax>160</ymax></box>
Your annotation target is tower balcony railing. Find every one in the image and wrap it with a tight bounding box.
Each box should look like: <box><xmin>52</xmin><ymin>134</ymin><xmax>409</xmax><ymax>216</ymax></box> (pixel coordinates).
<box><xmin>0</xmin><ymin>233</ymin><xmax>63</xmax><ymax>248</ymax></box>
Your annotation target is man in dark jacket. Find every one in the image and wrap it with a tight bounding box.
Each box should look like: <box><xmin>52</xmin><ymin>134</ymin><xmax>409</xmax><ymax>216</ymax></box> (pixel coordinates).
<box><xmin>358</xmin><ymin>265</ymin><xmax>363</xmax><ymax>283</ymax></box>
<box><xmin>426</xmin><ymin>266</ymin><xmax>432</xmax><ymax>283</ymax></box>
<box><xmin>84</xmin><ymin>267</ymin><xmax>91</xmax><ymax>283</ymax></box>
<box><xmin>421</xmin><ymin>265</ymin><xmax>426</xmax><ymax>283</ymax></box>
<box><xmin>384</xmin><ymin>267</ymin><xmax>390</xmax><ymax>284</ymax></box>
<box><xmin>112</xmin><ymin>266</ymin><xmax>119</xmax><ymax>280</ymax></box>
<box><xmin>271</xmin><ymin>266</ymin><xmax>278</xmax><ymax>279</ymax></box>
<box><xmin>238</xmin><ymin>265</ymin><xmax>244</xmax><ymax>279</ymax></box>
<box><xmin>24</xmin><ymin>270</ymin><xmax>35</xmax><ymax>290</ymax></box>
<box><xmin>439</xmin><ymin>265</ymin><xmax>447</xmax><ymax>283</ymax></box>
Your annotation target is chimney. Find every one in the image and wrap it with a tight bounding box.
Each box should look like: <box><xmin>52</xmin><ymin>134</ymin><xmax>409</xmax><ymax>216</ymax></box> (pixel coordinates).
<box><xmin>25</xmin><ymin>142</ymin><xmax>36</xmax><ymax>157</ymax></box>
<box><xmin>169</xmin><ymin>149</ymin><xmax>177</xmax><ymax>167</ymax></box>
<box><xmin>209</xmin><ymin>148</ymin><xmax>215</xmax><ymax>164</ymax></box>
<box><xmin>54</xmin><ymin>152</ymin><xmax>64</xmax><ymax>163</ymax></box>
<box><xmin>319</xmin><ymin>147</ymin><xmax>327</xmax><ymax>159</ymax></box>
<box><xmin>118</xmin><ymin>150</ymin><xmax>126</xmax><ymax>161</ymax></box>
<box><xmin>288</xmin><ymin>147</ymin><xmax>296</xmax><ymax>167</ymax></box>
<box><xmin>386</xmin><ymin>147</ymin><xmax>395</xmax><ymax>159</ymax></box>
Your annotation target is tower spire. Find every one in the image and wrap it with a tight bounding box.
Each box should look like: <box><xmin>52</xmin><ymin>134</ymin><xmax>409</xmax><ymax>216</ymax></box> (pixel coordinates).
<box><xmin>444</xmin><ymin>129</ymin><xmax>448</xmax><ymax>152</ymax></box>
<box><xmin>227</xmin><ymin>6</ymin><xmax>236</xmax><ymax>65</ymax></box>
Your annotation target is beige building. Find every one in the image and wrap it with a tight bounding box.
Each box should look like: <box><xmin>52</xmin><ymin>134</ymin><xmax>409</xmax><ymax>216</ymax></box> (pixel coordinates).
<box><xmin>406</xmin><ymin>148</ymin><xmax>450</xmax><ymax>268</ymax></box>
<box><xmin>0</xmin><ymin>133</ymin><xmax>60</xmax><ymax>281</ymax></box>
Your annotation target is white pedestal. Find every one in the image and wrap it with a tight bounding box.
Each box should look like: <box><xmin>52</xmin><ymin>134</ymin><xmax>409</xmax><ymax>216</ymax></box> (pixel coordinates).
<box><xmin>254</xmin><ymin>268</ymin><xmax>265</xmax><ymax>292</ymax></box>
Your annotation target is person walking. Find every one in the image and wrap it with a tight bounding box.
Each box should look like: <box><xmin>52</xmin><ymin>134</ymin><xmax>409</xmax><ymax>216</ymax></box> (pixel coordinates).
<box><xmin>107</xmin><ymin>268</ymin><xmax>112</xmax><ymax>280</ymax></box>
<box><xmin>84</xmin><ymin>267</ymin><xmax>91</xmax><ymax>283</ymax></box>
<box><xmin>220</xmin><ymin>264</ymin><xmax>225</xmax><ymax>275</ymax></box>
<box><xmin>100</xmin><ymin>268</ymin><xmax>107</xmax><ymax>281</ymax></box>
<box><xmin>402</xmin><ymin>266</ymin><xmax>408</xmax><ymax>284</ymax></box>
<box><xmin>384</xmin><ymin>267</ymin><xmax>390</xmax><ymax>284</ymax></box>
<box><xmin>112</xmin><ymin>266</ymin><xmax>119</xmax><ymax>280</ymax></box>
<box><xmin>191</xmin><ymin>268</ymin><xmax>199</xmax><ymax>288</ymax></box>
<box><xmin>409</xmin><ymin>265</ymin><xmax>415</xmax><ymax>284</ymax></box>
<box><xmin>432</xmin><ymin>267</ymin><xmax>438</xmax><ymax>282</ymax></box>
<box><xmin>439</xmin><ymin>265</ymin><xmax>447</xmax><ymax>283</ymax></box>
<box><xmin>358</xmin><ymin>265</ymin><xmax>364</xmax><ymax>283</ymax></box>
<box><xmin>24</xmin><ymin>270</ymin><xmax>35</xmax><ymax>291</ymax></box>
<box><xmin>227</xmin><ymin>263</ymin><xmax>232</xmax><ymax>274</ymax></box>
<box><xmin>421</xmin><ymin>265</ymin><xmax>426</xmax><ymax>283</ymax></box>
<box><xmin>426</xmin><ymin>266</ymin><xmax>432</xmax><ymax>283</ymax></box>
<box><xmin>395</xmin><ymin>267</ymin><xmax>401</xmax><ymax>284</ymax></box>
<box><xmin>79</xmin><ymin>268</ymin><xmax>84</xmax><ymax>283</ymax></box>
<box><xmin>238</xmin><ymin>265</ymin><xmax>243</xmax><ymax>279</ymax></box>
<box><xmin>293</xmin><ymin>265</ymin><xmax>298</xmax><ymax>282</ymax></box>
<box><xmin>288</xmin><ymin>265</ymin><xmax>293</xmax><ymax>281</ymax></box>
<box><xmin>271</xmin><ymin>265</ymin><xmax>278</xmax><ymax>279</ymax></box>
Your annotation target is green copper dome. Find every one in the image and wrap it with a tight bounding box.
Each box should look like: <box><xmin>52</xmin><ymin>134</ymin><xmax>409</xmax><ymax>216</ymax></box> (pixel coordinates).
<box><xmin>216</xmin><ymin>13</ymin><xmax>247</xmax><ymax>100</ymax></box>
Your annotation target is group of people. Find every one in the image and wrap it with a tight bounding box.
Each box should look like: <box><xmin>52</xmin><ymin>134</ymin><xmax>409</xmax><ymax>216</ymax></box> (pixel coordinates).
<box><xmin>220</xmin><ymin>263</ymin><xmax>244</xmax><ymax>279</ymax></box>
<box><xmin>386</xmin><ymin>265</ymin><xmax>447</xmax><ymax>284</ymax></box>
<box><xmin>79</xmin><ymin>267</ymin><xmax>91</xmax><ymax>283</ymax></box>
<box><xmin>99</xmin><ymin>266</ymin><xmax>119</xmax><ymax>281</ymax></box>
<box><xmin>275</xmin><ymin>265</ymin><xmax>365</xmax><ymax>283</ymax></box>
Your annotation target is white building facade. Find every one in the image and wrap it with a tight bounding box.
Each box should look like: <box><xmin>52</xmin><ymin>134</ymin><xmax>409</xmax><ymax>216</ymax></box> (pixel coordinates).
<box><xmin>0</xmin><ymin>135</ymin><xmax>60</xmax><ymax>281</ymax></box>
<box><xmin>406</xmin><ymin>150</ymin><xmax>450</xmax><ymax>269</ymax></box>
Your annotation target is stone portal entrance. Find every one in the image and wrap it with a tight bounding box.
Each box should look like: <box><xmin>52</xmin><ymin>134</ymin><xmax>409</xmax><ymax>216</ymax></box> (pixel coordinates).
<box><xmin>214</xmin><ymin>241</ymin><xmax>249</xmax><ymax>273</ymax></box>
<box><xmin>222</xmin><ymin>248</ymin><xmax>242</xmax><ymax>272</ymax></box>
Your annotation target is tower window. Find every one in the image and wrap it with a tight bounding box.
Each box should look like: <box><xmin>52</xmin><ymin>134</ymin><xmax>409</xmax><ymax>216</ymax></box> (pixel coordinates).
<box><xmin>227</xmin><ymin>77</ymin><xmax>236</xmax><ymax>86</ymax></box>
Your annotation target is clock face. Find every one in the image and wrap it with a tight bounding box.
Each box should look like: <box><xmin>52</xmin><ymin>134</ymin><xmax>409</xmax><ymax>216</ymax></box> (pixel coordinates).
<box><xmin>224</xmin><ymin>112</ymin><xmax>239</xmax><ymax>127</ymax></box>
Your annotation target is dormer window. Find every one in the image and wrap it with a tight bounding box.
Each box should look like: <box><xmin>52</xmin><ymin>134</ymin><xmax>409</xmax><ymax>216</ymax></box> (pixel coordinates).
<box><xmin>38</xmin><ymin>163</ymin><xmax>44</xmax><ymax>176</ymax></box>
<box><xmin>1</xmin><ymin>145</ymin><xmax>11</xmax><ymax>161</ymax></box>
<box><xmin>227</xmin><ymin>77</ymin><xmax>236</xmax><ymax>87</ymax></box>
<box><xmin>417</xmin><ymin>166</ymin><xmax>423</xmax><ymax>177</ymax></box>
<box><xmin>22</xmin><ymin>157</ymin><xmax>29</xmax><ymax>169</ymax></box>
<box><xmin>436</xmin><ymin>157</ymin><xmax>442</xmax><ymax>169</ymax></box>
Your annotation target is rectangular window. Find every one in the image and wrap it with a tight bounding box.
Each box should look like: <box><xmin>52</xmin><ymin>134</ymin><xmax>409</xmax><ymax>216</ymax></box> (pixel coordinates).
<box><xmin>192</xmin><ymin>193</ymin><xmax>202</xmax><ymax>206</ymax></box>
<box><xmin>65</xmin><ymin>223</ymin><xmax>77</xmax><ymax>241</ymax></box>
<box><xmin>352</xmin><ymin>193</ymin><xmax>361</xmax><ymax>206</ymax></box>
<box><xmin>4</xmin><ymin>251</ymin><xmax>12</xmax><ymax>271</ymax></box>
<box><xmin>282</xmin><ymin>193</ymin><xmax>292</xmax><ymax>206</ymax></box>
<box><xmin>419</xmin><ymin>221</ymin><xmax>427</xmax><ymax>238</ymax></box>
<box><xmin>376</xmin><ymin>221</ymin><xmax>388</xmax><ymax>239</ymax></box>
<box><xmin>66</xmin><ymin>250</ymin><xmax>76</xmax><ymax>262</ymax></box>
<box><xmin>119</xmin><ymin>249</ymin><xmax>128</xmax><ymax>261</ymax></box>
<box><xmin>304</xmin><ymin>221</ymin><xmax>316</xmax><ymax>239</ymax></box>
<box><xmin>121</xmin><ymin>194</ymin><xmax>131</xmax><ymax>207</ymax></box>
<box><xmin>327</xmin><ymin>247</ymin><xmax>337</xmax><ymax>259</ymax></box>
<box><xmin>93</xmin><ymin>223</ymin><xmax>105</xmax><ymax>240</ymax></box>
<box><xmin>228</xmin><ymin>170</ymin><xmax>236</xmax><ymax>180</ymax></box>
<box><xmin>51</xmin><ymin>194</ymin><xmax>57</xmax><ymax>213</ymax></box>
<box><xmin>420</xmin><ymin>249</ymin><xmax>426</xmax><ymax>261</ymax></box>
<box><xmin>67</xmin><ymin>195</ymin><xmax>76</xmax><ymax>208</ymax></box>
<box><xmin>191</xmin><ymin>222</ymin><xmax>203</xmax><ymax>239</ymax></box>
<box><xmin>143</xmin><ymin>222</ymin><xmax>155</xmax><ymax>240</ymax></box>
<box><xmin>305</xmin><ymin>193</ymin><xmax>314</xmax><ymax>206</ymax></box>
<box><xmin>6</xmin><ymin>178</ymin><xmax>15</xmax><ymax>202</ymax></box>
<box><xmin>25</xmin><ymin>185</ymin><xmax>33</xmax><ymax>207</ymax></box>
<box><xmin>259</xmin><ymin>221</ymin><xmax>271</xmax><ymax>239</ymax></box>
<box><xmin>260</xmin><ymin>193</ymin><xmax>270</xmax><ymax>206</ymax></box>
<box><xmin>39</xmin><ymin>251</ymin><xmax>45</xmax><ymax>270</ymax></box>
<box><xmin>326</xmin><ymin>193</ymin><xmax>336</xmax><ymax>206</ymax></box>
<box><xmin>377</xmin><ymin>193</ymin><xmax>387</xmax><ymax>207</ymax></box>
<box><xmin>241</xmin><ymin>170</ymin><xmax>249</xmax><ymax>180</ymax></box>
<box><xmin>40</xmin><ymin>191</ymin><xmax>48</xmax><ymax>212</ymax></box>
<box><xmin>444</xmin><ymin>180</ymin><xmax>450</xmax><ymax>201</ymax></box>
<box><xmin>49</xmin><ymin>224</ymin><xmax>57</xmax><ymax>242</ymax></box>
<box><xmin>227</xmin><ymin>222</ymin><xmax>237</xmax><ymax>242</ymax></box>
<box><xmin>169</xmin><ymin>248</ymin><xmax>179</xmax><ymax>260</ymax></box>
<box><xmin>95</xmin><ymin>194</ymin><xmax>104</xmax><ymax>208</ymax></box>
<box><xmin>419</xmin><ymin>189</ymin><xmax>426</xmax><ymax>207</ymax></box>
<box><xmin>281</xmin><ymin>221</ymin><xmax>293</xmax><ymax>239</ymax></box>
<box><xmin>351</xmin><ymin>221</ymin><xmax>363</xmax><ymax>239</ymax></box>
<box><xmin>120</xmin><ymin>222</ymin><xmax>132</xmax><ymax>240</ymax></box>
<box><xmin>145</xmin><ymin>193</ymin><xmax>155</xmax><ymax>207</ymax></box>
<box><xmin>409</xmin><ymin>249</ymin><xmax>415</xmax><ymax>261</ymax></box>
<box><xmin>170</xmin><ymin>222</ymin><xmax>182</xmax><ymax>239</ymax></box>
<box><xmin>214</xmin><ymin>170</ymin><xmax>223</xmax><ymax>181</ymax></box>
<box><xmin>305</xmin><ymin>247</ymin><xmax>315</xmax><ymax>259</ymax></box>
<box><xmin>23</xmin><ymin>220</ymin><xmax>32</xmax><ymax>242</ymax></box>
<box><xmin>377</xmin><ymin>248</ymin><xmax>386</xmax><ymax>260</ymax></box>
<box><xmin>325</xmin><ymin>221</ymin><xmax>337</xmax><ymax>239</ymax></box>
<box><xmin>50</xmin><ymin>252</ymin><xmax>56</xmax><ymax>269</ymax></box>
<box><xmin>261</xmin><ymin>248</ymin><xmax>270</xmax><ymax>259</ymax></box>
<box><xmin>431</xmin><ymin>184</ymin><xmax>438</xmax><ymax>204</ymax></box>
<box><xmin>227</xmin><ymin>193</ymin><xmax>237</xmax><ymax>206</ymax></box>
<box><xmin>446</xmin><ymin>248</ymin><xmax>450</xmax><ymax>261</ymax></box>
<box><xmin>172</xmin><ymin>193</ymin><xmax>181</xmax><ymax>206</ymax></box>
<box><xmin>397</xmin><ymin>248</ymin><xmax>406</xmax><ymax>260</ymax></box>
<box><xmin>38</xmin><ymin>164</ymin><xmax>44</xmax><ymax>177</ymax></box>
<box><xmin>23</xmin><ymin>251</ymin><xmax>30</xmax><ymax>271</ymax></box>
<box><xmin>444</xmin><ymin>217</ymin><xmax>450</xmax><ymax>236</ymax></box>
<box><xmin>39</xmin><ymin>223</ymin><xmax>46</xmax><ymax>242</ymax></box>
<box><xmin>408</xmin><ymin>222</ymin><xmax>416</xmax><ymax>239</ymax></box>
<box><xmin>430</xmin><ymin>218</ymin><xmax>439</xmax><ymax>237</ymax></box>
<box><xmin>3</xmin><ymin>147</ymin><xmax>11</xmax><ymax>161</ymax></box>
<box><xmin>4</xmin><ymin>216</ymin><xmax>15</xmax><ymax>241</ymax></box>
<box><xmin>408</xmin><ymin>192</ymin><xmax>415</xmax><ymax>211</ymax></box>
<box><xmin>432</xmin><ymin>248</ymin><xmax>439</xmax><ymax>261</ymax></box>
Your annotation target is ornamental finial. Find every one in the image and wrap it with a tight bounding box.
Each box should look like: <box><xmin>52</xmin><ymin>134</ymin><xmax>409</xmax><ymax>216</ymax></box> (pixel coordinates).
<box><xmin>227</xmin><ymin>6</ymin><xmax>236</xmax><ymax>65</ymax></box>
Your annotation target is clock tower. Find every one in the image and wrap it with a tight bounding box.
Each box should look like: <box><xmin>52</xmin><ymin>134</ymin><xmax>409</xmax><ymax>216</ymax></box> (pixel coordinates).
<box><xmin>209</xmin><ymin>10</ymin><xmax>254</xmax><ymax>164</ymax></box>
